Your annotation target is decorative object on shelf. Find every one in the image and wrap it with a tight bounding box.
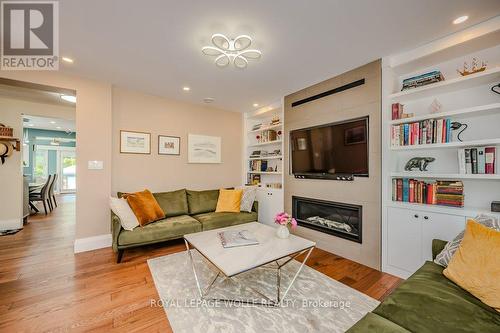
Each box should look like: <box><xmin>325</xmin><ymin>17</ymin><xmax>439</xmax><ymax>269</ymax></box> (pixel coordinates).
<box><xmin>252</xmin><ymin>123</ymin><xmax>262</xmax><ymax>131</ymax></box>
<box><xmin>391</xmin><ymin>103</ymin><xmax>404</xmax><ymax>120</ymax></box>
<box><xmin>188</xmin><ymin>134</ymin><xmax>221</xmax><ymax>164</ymax></box>
<box><xmin>158</xmin><ymin>135</ymin><xmax>180</xmax><ymax>155</ymax></box>
<box><xmin>344</xmin><ymin>125</ymin><xmax>367</xmax><ymax>145</ymax></box>
<box><xmin>404</xmin><ymin>157</ymin><xmax>435</xmax><ymax>171</ymax></box>
<box><xmin>120</xmin><ymin>130</ymin><xmax>151</xmax><ymax>154</ymax></box>
<box><xmin>0</xmin><ymin>140</ymin><xmax>14</xmax><ymax>164</ymax></box>
<box><xmin>276</xmin><ymin>130</ymin><xmax>282</xmax><ymax>140</ymax></box>
<box><xmin>491</xmin><ymin>83</ymin><xmax>500</xmax><ymax>95</ymax></box>
<box><xmin>457</xmin><ymin>58</ymin><xmax>487</xmax><ymax>76</ymax></box>
<box><xmin>401</xmin><ymin>70</ymin><xmax>444</xmax><ymax>91</ymax></box>
<box><xmin>0</xmin><ymin>123</ymin><xmax>13</xmax><ymax>137</ymax></box>
<box><xmin>267</xmin><ymin>167</ymin><xmax>274</xmax><ymax>172</ymax></box>
<box><xmin>250</xmin><ymin>150</ymin><xmax>261</xmax><ymax>158</ymax></box>
<box><xmin>266</xmin><ymin>183</ymin><xmax>282</xmax><ymax>189</ymax></box>
<box><xmin>201</xmin><ymin>33</ymin><xmax>261</xmax><ymax>69</ymax></box>
<box><xmin>274</xmin><ymin>212</ymin><xmax>297</xmax><ymax>239</ymax></box>
<box><xmin>428</xmin><ymin>98</ymin><xmax>443</xmax><ymax>114</ymax></box>
<box><xmin>491</xmin><ymin>201</ymin><xmax>500</xmax><ymax>213</ymax></box>
<box><xmin>256</xmin><ymin>129</ymin><xmax>277</xmax><ymax>143</ymax></box>
<box><xmin>270</xmin><ymin>115</ymin><xmax>280</xmax><ymax>125</ymax></box>
<box><xmin>450</xmin><ymin>121</ymin><xmax>468</xmax><ymax>142</ymax></box>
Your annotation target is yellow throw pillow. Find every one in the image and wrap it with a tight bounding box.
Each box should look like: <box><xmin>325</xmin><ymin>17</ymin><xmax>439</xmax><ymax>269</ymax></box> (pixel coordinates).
<box><xmin>443</xmin><ymin>219</ymin><xmax>500</xmax><ymax>312</ymax></box>
<box><xmin>123</xmin><ymin>189</ymin><xmax>165</xmax><ymax>226</ymax></box>
<box><xmin>215</xmin><ymin>189</ymin><xmax>243</xmax><ymax>213</ymax></box>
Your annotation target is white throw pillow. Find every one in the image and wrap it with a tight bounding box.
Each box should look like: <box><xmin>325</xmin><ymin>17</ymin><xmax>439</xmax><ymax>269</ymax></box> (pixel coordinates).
<box><xmin>237</xmin><ymin>186</ymin><xmax>257</xmax><ymax>212</ymax></box>
<box><xmin>109</xmin><ymin>197</ymin><xmax>140</xmax><ymax>231</ymax></box>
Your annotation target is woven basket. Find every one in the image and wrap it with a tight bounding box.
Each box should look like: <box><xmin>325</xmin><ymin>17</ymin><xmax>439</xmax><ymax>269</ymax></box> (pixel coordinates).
<box><xmin>0</xmin><ymin>123</ymin><xmax>13</xmax><ymax>137</ymax></box>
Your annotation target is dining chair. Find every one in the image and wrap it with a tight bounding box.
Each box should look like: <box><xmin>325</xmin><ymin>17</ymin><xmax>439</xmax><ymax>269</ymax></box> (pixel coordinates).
<box><xmin>48</xmin><ymin>173</ymin><xmax>58</xmax><ymax>209</ymax></box>
<box><xmin>29</xmin><ymin>175</ymin><xmax>53</xmax><ymax>215</ymax></box>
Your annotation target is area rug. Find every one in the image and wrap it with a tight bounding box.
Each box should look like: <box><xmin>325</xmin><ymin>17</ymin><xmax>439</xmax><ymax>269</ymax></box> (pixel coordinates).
<box><xmin>148</xmin><ymin>251</ymin><xmax>378</xmax><ymax>333</ymax></box>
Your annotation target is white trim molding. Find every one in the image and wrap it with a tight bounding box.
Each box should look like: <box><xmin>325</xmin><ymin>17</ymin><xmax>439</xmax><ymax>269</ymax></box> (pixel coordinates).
<box><xmin>74</xmin><ymin>233</ymin><xmax>112</xmax><ymax>253</ymax></box>
<box><xmin>0</xmin><ymin>219</ymin><xmax>23</xmax><ymax>231</ymax></box>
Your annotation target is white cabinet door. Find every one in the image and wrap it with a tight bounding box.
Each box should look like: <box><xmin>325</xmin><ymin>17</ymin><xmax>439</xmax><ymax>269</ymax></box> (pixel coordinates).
<box><xmin>257</xmin><ymin>189</ymin><xmax>283</xmax><ymax>226</ymax></box>
<box><xmin>421</xmin><ymin>212</ymin><xmax>465</xmax><ymax>261</ymax></box>
<box><xmin>387</xmin><ymin>207</ymin><xmax>422</xmax><ymax>274</ymax></box>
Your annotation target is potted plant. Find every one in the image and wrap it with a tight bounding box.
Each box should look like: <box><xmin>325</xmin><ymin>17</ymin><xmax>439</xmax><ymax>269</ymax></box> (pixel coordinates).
<box><xmin>274</xmin><ymin>212</ymin><xmax>297</xmax><ymax>239</ymax></box>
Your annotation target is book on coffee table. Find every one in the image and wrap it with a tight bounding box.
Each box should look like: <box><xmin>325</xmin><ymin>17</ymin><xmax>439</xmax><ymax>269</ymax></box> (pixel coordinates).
<box><xmin>218</xmin><ymin>229</ymin><xmax>259</xmax><ymax>248</ymax></box>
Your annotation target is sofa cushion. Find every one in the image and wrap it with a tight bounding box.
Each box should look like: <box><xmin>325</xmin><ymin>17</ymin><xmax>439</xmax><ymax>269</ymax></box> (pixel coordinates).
<box><xmin>193</xmin><ymin>211</ymin><xmax>257</xmax><ymax>231</ymax></box>
<box><xmin>187</xmin><ymin>189</ymin><xmax>219</xmax><ymax>215</ymax></box>
<box><xmin>118</xmin><ymin>215</ymin><xmax>201</xmax><ymax>246</ymax></box>
<box><xmin>123</xmin><ymin>189</ymin><xmax>165</xmax><ymax>226</ymax></box>
<box><xmin>347</xmin><ymin>312</ymin><xmax>411</xmax><ymax>333</ymax></box>
<box><xmin>153</xmin><ymin>189</ymin><xmax>189</xmax><ymax>217</ymax></box>
<box><xmin>373</xmin><ymin>261</ymin><xmax>500</xmax><ymax>333</ymax></box>
<box><xmin>215</xmin><ymin>189</ymin><xmax>243</xmax><ymax>213</ymax></box>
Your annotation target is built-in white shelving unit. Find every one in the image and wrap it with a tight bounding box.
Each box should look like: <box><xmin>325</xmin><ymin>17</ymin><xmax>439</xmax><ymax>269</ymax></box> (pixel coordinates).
<box><xmin>243</xmin><ymin>102</ymin><xmax>285</xmax><ymax>225</ymax></box>
<box><xmin>381</xmin><ymin>16</ymin><xmax>500</xmax><ymax>279</ymax></box>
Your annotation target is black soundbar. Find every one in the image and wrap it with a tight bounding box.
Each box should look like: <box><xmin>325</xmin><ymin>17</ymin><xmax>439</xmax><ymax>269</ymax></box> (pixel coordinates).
<box><xmin>294</xmin><ymin>173</ymin><xmax>354</xmax><ymax>181</ymax></box>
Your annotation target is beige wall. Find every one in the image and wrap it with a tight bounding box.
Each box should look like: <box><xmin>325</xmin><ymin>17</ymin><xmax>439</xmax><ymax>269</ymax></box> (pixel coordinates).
<box><xmin>284</xmin><ymin>59</ymin><xmax>381</xmax><ymax>269</ymax></box>
<box><xmin>111</xmin><ymin>87</ymin><xmax>242</xmax><ymax>193</ymax></box>
<box><xmin>0</xmin><ymin>71</ymin><xmax>112</xmax><ymax>239</ymax></box>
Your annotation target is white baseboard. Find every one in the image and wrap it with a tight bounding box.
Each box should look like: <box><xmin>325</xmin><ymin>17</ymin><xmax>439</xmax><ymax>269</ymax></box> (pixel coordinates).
<box><xmin>74</xmin><ymin>233</ymin><xmax>112</xmax><ymax>253</ymax></box>
<box><xmin>0</xmin><ymin>218</ymin><xmax>23</xmax><ymax>231</ymax></box>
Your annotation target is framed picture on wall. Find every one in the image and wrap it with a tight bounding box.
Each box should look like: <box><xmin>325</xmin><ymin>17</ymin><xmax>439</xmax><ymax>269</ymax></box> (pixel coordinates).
<box><xmin>188</xmin><ymin>134</ymin><xmax>221</xmax><ymax>163</ymax></box>
<box><xmin>344</xmin><ymin>125</ymin><xmax>367</xmax><ymax>145</ymax></box>
<box><xmin>120</xmin><ymin>130</ymin><xmax>151</xmax><ymax>154</ymax></box>
<box><xmin>158</xmin><ymin>135</ymin><xmax>180</xmax><ymax>155</ymax></box>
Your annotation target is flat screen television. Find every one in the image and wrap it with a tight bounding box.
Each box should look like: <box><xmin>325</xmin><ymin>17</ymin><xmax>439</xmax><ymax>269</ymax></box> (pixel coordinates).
<box><xmin>290</xmin><ymin>116</ymin><xmax>369</xmax><ymax>179</ymax></box>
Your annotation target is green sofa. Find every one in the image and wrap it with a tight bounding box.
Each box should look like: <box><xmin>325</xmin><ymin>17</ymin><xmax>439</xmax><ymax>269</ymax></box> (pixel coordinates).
<box><xmin>347</xmin><ymin>239</ymin><xmax>500</xmax><ymax>333</ymax></box>
<box><xmin>111</xmin><ymin>189</ymin><xmax>258</xmax><ymax>262</ymax></box>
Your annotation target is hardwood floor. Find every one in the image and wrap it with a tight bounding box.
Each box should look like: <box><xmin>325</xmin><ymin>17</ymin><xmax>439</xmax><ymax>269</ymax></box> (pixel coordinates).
<box><xmin>0</xmin><ymin>195</ymin><xmax>402</xmax><ymax>332</ymax></box>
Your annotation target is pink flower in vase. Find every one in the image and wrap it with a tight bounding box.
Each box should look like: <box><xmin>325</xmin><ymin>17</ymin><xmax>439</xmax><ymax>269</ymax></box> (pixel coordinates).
<box><xmin>290</xmin><ymin>218</ymin><xmax>298</xmax><ymax>229</ymax></box>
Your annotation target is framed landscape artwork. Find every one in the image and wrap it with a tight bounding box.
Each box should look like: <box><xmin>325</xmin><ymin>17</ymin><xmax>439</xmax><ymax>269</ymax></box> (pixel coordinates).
<box><xmin>120</xmin><ymin>130</ymin><xmax>151</xmax><ymax>154</ymax></box>
<box><xmin>158</xmin><ymin>135</ymin><xmax>180</xmax><ymax>155</ymax></box>
<box><xmin>344</xmin><ymin>125</ymin><xmax>367</xmax><ymax>145</ymax></box>
<box><xmin>188</xmin><ymin>134</ymin><xmax>221</xmax><ymax>163</ymax></box>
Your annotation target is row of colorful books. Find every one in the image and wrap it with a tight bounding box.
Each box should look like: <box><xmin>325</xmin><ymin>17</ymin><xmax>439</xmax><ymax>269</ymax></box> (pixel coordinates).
<box><xmin>249</xmin><ymin>160</ymin><xmax>268</xmax><ymax>172</ymax></box>
<box><xmin>391</xmin><ymin>118</ymin><xmax>452</xmax><ymax>146</ymax></box>
<box><xmin>458</xmin><ymin>147</ymin><xmax>496</xmax><ymax>174</ymax></box>
<box><xmin>392</xmin><ymin>178</ymin><xmax>464</xmax><ymax>207</ymax></box>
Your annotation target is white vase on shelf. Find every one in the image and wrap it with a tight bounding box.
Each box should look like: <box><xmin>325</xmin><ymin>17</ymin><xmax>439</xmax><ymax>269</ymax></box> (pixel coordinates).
<box><xmin>276</xmin><ymin>225</ymin><xmax>290</xmax><ymax>239</ymax></box>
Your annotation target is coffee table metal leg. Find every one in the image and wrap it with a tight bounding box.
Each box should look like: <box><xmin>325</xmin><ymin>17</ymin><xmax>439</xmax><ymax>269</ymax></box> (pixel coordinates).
<box><xmin>278</xmin><ymin>246</ymin><xmax>314</xmax><ymax>306</ymax></box>
<box><xmin>185</xmin><ymin>239</ymin><xmax>203</xmax><ymax>298</ymax></box>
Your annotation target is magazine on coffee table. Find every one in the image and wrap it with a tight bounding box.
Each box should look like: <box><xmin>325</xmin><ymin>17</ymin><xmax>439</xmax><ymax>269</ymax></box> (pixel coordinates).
<box><xmin>218</xmin><ymin>229</ymin><xmax>259</xmax><ymax>248</ymax></box>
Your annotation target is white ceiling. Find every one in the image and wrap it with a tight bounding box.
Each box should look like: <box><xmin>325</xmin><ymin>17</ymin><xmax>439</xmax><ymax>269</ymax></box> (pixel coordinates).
<box><xmin>23</xmin><ymin>115</ymin><xmax>76</xmax><ymax>133</ymax></box>
<box><xmin>58</xmin><ymin>0</ymin><xmax>500</xmax><ymax>112</ymax></box>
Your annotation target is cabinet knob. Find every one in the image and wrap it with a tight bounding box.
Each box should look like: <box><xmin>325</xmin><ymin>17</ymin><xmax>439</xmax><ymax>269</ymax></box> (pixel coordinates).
<box><xmin>424</xmin><ymin>216</ymin><xmax>429</xmax><ymax>220</ymax></box>
<box><xmin>414</xmin><ymin>214</ymin><xmax>419</xmax><ymax>218</ymax></box>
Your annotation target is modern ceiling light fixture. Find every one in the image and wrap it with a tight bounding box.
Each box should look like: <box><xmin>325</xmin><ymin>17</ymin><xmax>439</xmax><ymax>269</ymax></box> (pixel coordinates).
<box><xmin>202</xmin><ymin>34</ymin><xmax>261</xmax><ymax>69</ymax></box>
<box><xmin>183</xmin><ymin>86</ymin><xmax>191</xmax><ymax>91</ymax></box>
<box><xmin>62</xmin><ymin>57</ymin><xmax>74</xmax><ymax>63</ymax></box>
<box><xmin>453</xmin><ymin>15</ymin><xmax>468</xmax><ymax>24</ymax></box>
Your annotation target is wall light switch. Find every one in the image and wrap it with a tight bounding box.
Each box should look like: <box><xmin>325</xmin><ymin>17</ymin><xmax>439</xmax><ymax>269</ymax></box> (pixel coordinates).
<box><xmin>88</xmin><ymin>160</ymin><xmax>103</xmax><ymax>170</ymax></box>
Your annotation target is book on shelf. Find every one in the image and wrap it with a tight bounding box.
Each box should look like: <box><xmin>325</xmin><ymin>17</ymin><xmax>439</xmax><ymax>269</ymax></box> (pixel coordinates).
<box><xmin>391</xmin><ymin>118</ymin><xmax>452</xmax><ymax>147</ymax></box>
<box><xmin>392</xmin><ymin>178</ymin><xmax>463</xmax><ymax>207</ymax></box>
<box><xmin>457</xmin><ymin>147</ymin><xmax>496</xmax><ymax>175</ymax></box>
<box><xmin>249</xmin><ymin>160</ymin><xmax>268</xmax><ymax>172</ymax></box>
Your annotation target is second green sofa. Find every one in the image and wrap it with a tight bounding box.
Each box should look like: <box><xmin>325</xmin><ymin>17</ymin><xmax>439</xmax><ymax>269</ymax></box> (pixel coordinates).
<box><xmin>111</xmin><ymin>188</ymin><xmax>258</xmax><ymax>262</ymax></box>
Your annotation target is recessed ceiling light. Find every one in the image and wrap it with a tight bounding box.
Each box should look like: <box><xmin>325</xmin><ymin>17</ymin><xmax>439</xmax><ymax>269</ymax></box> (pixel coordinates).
<box><xmin>203</xmin><ymin>97</ymin><xmax>215</xmax><ymax>103</ymax></box>
<box><xmin>183</xmin><ymin>86</ymin><xmax>191</xmax><ymax>91</ymax></box>
<box><xmin>56</xmin><ymin>126</ymin><xmax>61</xmax><ymax>129</ymax></box>
<box><xmin>50</xmin><ymin>121</ymin><xmax>56</xmax><ymax>124</ymax></box>
<box><xmin>28</xmin><ymin>124</ymin><xmax>34</xmax><ymax>127</ymax></box>
<box><xmin>60</xmin><ymin>95</ymin><xmax>77</xmax><ymax>103</ymax></box>
<box><xmin>62</xmin><ymin>57</ymin><xmax>74</xmax><ymax>63</ymax></box>
<box><xmin>453</xmin><ymin>15</ymin><xmax>468</xmax><ymax>24</ymax></box>
<box><xmin>253</xmin><ymin>103</ymin><xmax>259</xmax><ymax>107</ymax></box>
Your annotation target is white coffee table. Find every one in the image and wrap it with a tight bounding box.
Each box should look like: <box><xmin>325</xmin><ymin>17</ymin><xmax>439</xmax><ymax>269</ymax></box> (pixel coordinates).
<box><xmin>183</xmin><ymin>222</ymin><xmax>315</xmax><ymax>306</ymax></box>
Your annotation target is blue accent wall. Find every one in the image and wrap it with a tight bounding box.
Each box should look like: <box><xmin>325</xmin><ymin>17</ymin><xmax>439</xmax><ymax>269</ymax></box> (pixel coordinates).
<box><xmin>23</xmin><ymin>128</ymin><xmax>76</xmax><ymax>181</ymax></box>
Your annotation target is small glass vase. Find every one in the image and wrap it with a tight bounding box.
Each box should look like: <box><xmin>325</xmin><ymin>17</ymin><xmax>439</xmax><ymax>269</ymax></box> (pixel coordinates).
<box><xmin>276</xmin><ymin>225</ymin><xmax>290</xmax><ymax>239</ymax></box>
